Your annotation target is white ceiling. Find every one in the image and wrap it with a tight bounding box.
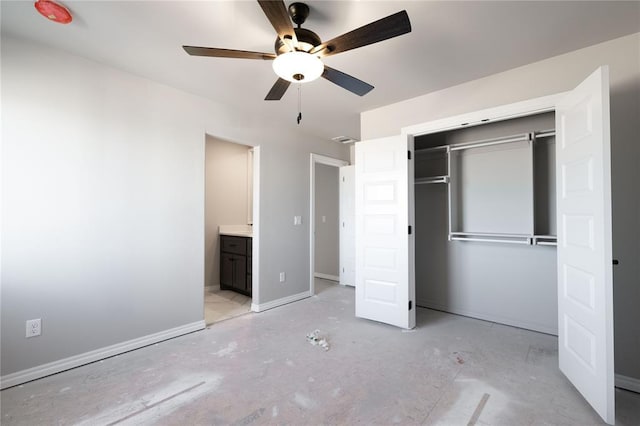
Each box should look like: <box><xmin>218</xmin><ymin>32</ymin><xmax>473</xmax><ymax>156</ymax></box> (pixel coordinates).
<box><xmin>2</xmin><ymin>1</ymin><xmax>639</xmax><ymax>142</ymax></box>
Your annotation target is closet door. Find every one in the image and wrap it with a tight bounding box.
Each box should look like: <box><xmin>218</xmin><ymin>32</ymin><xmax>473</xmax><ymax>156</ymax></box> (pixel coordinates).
<box><xmin>556</xmin><ymin>66</ymin><xmax>614</xmax><ymax>424</ymax></box>
<box><xmin>355</xmin><ymin>135</ymin><xmax>415</xmax><ymax>329</ymax></box>
<box><xmin>339</xmin><ymin>165</ymin><xmax>356</xmax><ymax>287</ymax></box>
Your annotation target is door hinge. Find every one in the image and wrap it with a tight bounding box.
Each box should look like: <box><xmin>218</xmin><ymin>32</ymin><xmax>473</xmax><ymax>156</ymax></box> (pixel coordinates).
<box><xmin>408</xmin><ymin>150</ymin><xmax>412</xmax><ymax>160</ymax></box>
<box><xmin>408</xmin><ymin>301</ymin><xmax>413</xmax><ymax>310</ymax></box>
<box><xmin>408</xmin><ymin>225</ymin><xmax>412</xmax><ymax>235</ymax></box>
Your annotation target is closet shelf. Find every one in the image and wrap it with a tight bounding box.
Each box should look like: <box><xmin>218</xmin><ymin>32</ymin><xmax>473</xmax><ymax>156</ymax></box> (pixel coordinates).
<box><xmin>416</xmin><ymin>176</ymin><xmax>449</xmax><ymax>184</ymax></box>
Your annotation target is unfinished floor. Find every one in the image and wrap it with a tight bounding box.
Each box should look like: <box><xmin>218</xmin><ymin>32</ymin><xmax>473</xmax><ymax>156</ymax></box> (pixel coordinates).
<box><xmin>2</xmin><ymin>279</ymin><xmax>639</xmax><ymax>425</ymax></box>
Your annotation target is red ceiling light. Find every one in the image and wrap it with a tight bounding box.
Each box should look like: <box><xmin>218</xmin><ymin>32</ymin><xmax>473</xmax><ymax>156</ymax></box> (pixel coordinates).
<box><xmin>34</xmin><ymin>0</ymin><xmax>72</xmax><ymax>24</ymax></box>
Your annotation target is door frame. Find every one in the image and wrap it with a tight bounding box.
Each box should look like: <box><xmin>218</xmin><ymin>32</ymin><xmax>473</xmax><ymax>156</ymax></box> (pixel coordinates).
<box><xmin>401</xmin><ymin>93</ymin><xmax>565</xmax><ymax>138</ymax></box>
<box><xmin>401</xmin><ymin>93</ymin><xmax>565</xmax><ymax>328</ymax></box>
<box><xmin>309</xmin><ymin>153</ymin><xmax>349</xmax><ymax>296</ymax></box>
<box><xmin>339</xmin><ymin>165</ymin><xmax>356</xmax><ymax>287</ymax></box>
<box><xmin>250</xmin><ymin>146</ymin><xmax>261</xmax><ymax>309</ymax></box>
<box><xmin>202</xmin><ymin>138</ymin><xmax>260</xmax><ymax>312</ymax></box>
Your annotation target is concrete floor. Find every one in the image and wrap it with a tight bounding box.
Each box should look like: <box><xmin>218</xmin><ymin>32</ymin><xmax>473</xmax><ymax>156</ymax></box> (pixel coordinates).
<box><xmin>2</xmin><ymin>279</ymin><xmax>639</xmax><ymax>425</ymax></box>
<box><xmin>204</xmin><ymin>287</ymin><xmax>251</xmax><ymax>325</ymax></box>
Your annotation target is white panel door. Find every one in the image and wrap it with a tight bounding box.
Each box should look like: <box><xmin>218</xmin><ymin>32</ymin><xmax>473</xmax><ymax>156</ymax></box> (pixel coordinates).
<box><xmin>355</xmin><ymin>136</ymin><xmax>415</xmax><ymax>329</ymax></box>
<box><xmin>339</xmin><ymin>165</ymin><xmax>356</xmax><ymax>287</ymax></box>
<box><xmin>556</xmin><ymin>66</ymin><xmax>614</xmax><ymax>424</ymax></box>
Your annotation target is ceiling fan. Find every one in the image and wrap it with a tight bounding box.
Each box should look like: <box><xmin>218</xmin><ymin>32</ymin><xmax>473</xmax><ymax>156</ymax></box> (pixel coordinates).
<box><xmin>183</xmin><ymin>1</ymin><xmax>411</xmax><ymax>101</ymax></box>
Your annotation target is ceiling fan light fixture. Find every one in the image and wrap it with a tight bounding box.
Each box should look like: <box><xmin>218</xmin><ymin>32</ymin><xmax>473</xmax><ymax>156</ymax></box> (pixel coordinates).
<box><xmin>272</xmin><ymin>52</ymin><xmax>323</xmax><ymax>83</ymax></box>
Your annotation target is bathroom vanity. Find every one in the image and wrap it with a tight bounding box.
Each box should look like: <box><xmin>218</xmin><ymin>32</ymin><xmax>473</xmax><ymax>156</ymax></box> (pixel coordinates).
<box><xmin>219</xmin><ymin>226</ymin><xmax>252</xmax><ymax>297</ymax></box>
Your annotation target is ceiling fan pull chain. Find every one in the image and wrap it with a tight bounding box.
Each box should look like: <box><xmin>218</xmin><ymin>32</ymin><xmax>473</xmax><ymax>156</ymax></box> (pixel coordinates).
<box><xmin>297</xmin><ymin>84</ymin><xmax>302</xmax><ymax>125</ymax></box>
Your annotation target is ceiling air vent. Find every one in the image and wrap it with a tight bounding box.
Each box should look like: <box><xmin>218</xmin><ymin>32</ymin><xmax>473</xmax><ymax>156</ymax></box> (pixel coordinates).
<box><xmin>331</xmin><ymin>136</ymin><xmax>359</xmax><ymax>144</ymax></box>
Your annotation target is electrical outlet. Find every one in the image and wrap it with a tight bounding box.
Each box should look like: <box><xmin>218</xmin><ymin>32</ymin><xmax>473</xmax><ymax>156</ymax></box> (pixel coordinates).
<box><xmin>279</xmin><ymin>272</ymin><xmax>286</xmax><ymax>282</ymax></box>
<box><xmin>26</xmin><ymin>319</ymin><xmax>41</xmax><ymax>338</ymax></box>
<box><xmin>294</xmin><ymin>216</ymin><xmax>302</xmax><ymax>226</ymax></box>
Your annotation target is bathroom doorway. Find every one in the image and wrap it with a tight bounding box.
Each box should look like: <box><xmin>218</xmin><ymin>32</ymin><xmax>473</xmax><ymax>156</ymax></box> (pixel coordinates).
<box><xmin>204</xmin><ymin>135</ymin><xmax>258</xmax><ymax>324</ymax></box>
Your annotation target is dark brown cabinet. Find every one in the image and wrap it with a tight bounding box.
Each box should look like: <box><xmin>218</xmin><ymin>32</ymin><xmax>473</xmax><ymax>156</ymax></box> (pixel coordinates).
<box><xmin>220</xmin><ymin>235</ymin><xmax>252</xmax><ymax>296</ymax></box>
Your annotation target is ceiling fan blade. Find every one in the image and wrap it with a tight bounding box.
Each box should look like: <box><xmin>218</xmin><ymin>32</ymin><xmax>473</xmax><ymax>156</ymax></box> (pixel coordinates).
<box><xmin>322</xmin><ymin>66</ymin><xmax>374</xmax><ymax>96</ymax></box>
<box><xmin>183</xmin><ymin>46</ymin><xmax>276</xmax><ymax>60</ymax></box>
<box><xmin>257</xmin><ymin>0</ymin><xmax>297</xmax><ymax>49</ymax></box>
<box><xmin>265</xmin><ymin>78</ymin><xmax>291</xmax><ymax>100</ymax></box>
<box><xmin>311</xmin><ymin>10</ymin><xmax>411</xmax><ymax>57</ymax></box>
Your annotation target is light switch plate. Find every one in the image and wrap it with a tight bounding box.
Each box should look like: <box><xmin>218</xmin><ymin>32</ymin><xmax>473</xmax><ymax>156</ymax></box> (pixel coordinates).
<box><xmin>294</xmin><ymin>216</ymin><xmax>302</xmax><ymax>225</ymax></box>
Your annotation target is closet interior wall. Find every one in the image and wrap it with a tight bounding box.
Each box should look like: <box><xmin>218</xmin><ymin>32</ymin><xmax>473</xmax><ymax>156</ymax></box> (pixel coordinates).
<box><xmin>414</xmin><ymin>112</ymin><xmax>558</xmax><ymax>335</ymax></box>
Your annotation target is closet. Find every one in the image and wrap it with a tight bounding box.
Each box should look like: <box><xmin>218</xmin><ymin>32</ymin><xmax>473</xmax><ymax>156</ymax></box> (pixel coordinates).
<box><xmin>354</xmin><ymin>66</ymin><xmax>614</xmax><ymax>424</ymax></box>
<box><xmin>414</xmin><ymin>112</ymin><xmax>558</xmax><ymax>334</ymax></box>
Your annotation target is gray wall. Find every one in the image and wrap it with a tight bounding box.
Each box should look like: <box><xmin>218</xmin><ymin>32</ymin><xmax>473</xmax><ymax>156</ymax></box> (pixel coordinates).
<box><xmin>415</xmin><ymin>113</ymin><xmax>558</xmax><ymax>335</ymax></box>
<box><xmin>1</xmin><ymin>36</ymin><xmax>349</xmax><ymax>378</ymax></box>
<box><xmin>205</xmin><ymin>137</ymin><xmax>250</xmax><ymax>289</ymax></box>
<box><xmin>314</xmin><ymin>164</ymin><xmax>339</xmax><ymax>278</ymax></box>
<box><xmin>362</xmin><ymin>33</ymin><xmax>640</xmax><ymax>381</ymax></box>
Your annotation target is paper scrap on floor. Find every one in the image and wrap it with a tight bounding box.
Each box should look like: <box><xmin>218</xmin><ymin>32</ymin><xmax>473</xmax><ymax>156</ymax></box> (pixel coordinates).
<box><xmin>306</xmin><ymin>329</ymin><xmax>330</xmax><ymax>351</ymax></box>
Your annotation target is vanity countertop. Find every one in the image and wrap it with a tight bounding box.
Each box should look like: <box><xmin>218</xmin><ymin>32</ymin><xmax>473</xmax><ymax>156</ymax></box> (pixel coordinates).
<box><xmin>219</xmin><ymin>225</ymin><xmax>252</xmax><ymax>238</ymax></box>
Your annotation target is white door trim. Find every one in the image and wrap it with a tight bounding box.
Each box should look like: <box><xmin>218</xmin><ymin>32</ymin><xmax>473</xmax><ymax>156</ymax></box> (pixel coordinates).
<box><xmin>339</xmin><ymin>165</ymin><xmax>356</xmax><ymax>287</ymax></box>
<box><xmin>249</xmin><ymin>146</ymin><xmax>261</xmax><ymax>310</ymax></box>
<box><xmin>310</xmin><ymin>153</ymin><xmax>349</xmax><ymax>296</ymax></box>
<box><xmin>401</xmin><ymin>93</ymin><xmax>566</xmax><ymax>138</ymax></box>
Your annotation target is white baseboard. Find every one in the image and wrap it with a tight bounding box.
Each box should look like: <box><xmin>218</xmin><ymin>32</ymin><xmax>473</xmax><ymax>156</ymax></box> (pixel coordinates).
<box><xmin>314</xmin><ymin>273</ymin><xmax>339</xmax><ymax>282</ymax></box>
<box><xmin>416</xmin><ymin>299</ymin><xmax>558</xmax><ymax>336</ymax></box>
<box><xmin>251</xmin><ymin>290</ymin><xmax>311</xmax><ymax>312</ymax></box>
<box><xmin>0</xmin><ymin>320</ymin><xmax>205</xmax><ymax>390</ymax></box>
<box><xmin>616</xmin><ymin>374</ymin><xmax>640</xmax><ymax>393</ymax></box>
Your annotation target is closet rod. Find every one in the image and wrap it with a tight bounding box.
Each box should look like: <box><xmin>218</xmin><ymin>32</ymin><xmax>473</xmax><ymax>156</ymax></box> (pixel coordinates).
<box><xmin>536</xmin><ymin>241</ymin><xmax>558</xmax><ymax>246</ymax></box>
<box><xmin>449</xmin><ymin>134</ymin><xmax>530</xmax><ymax>152</ymax></box>
<box><xmin>450</xmin><ymin>231</ymin><xmax>531</xmax><ymax>238</ymax></box>
<box><xmin>535</xmin><ymin>129</ymin><xmax>556</xmax><ymax>139</ymax></box>
<box><xmin>450</xmin><ymin>236</ymin><xmax>531</xmax><ymax>245</ymax></box>
<box><xmin>415</xmin><ymin>176</ymin><xmax>449</xmax><ymax>184</ymax></box>
<box><xmin>415</xmin><ymin>145</ymin><xmax>450</xmax><ymax>154</ymax></box>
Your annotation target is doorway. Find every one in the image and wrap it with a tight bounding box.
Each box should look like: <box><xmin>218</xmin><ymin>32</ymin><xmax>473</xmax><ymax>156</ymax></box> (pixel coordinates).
<box><xmin>309</xmin><ymin>154</ymin><xmax>348</xmax><ymax>295</ymax></box>
<box><xmin>204</xmin><ymin>135</ymin><xmax>259</xmax><ymax>324</ymax></box>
